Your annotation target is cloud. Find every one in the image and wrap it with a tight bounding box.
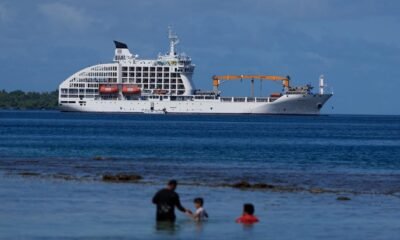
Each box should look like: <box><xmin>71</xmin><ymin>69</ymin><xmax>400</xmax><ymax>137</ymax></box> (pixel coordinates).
<box><xmin>38</xmin><ymin>2</ymin><xmax>95</xmax><ymax>31</ymax></box>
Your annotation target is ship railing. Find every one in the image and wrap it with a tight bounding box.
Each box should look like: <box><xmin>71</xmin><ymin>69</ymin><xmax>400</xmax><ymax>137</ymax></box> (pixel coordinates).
<box><xmin>255</xmin><ymin>98</ymin><xmax>269</xmax><ymax>102</ymax></box>
<box><xmin>194</xmin><ymin>96</ymin><xmax>204</xmax><ymax>100</ymax></box>
<box><xmin>194</xmin><ymin>95</ymin><xmax>217</xmax><ymax>100</ymax></box>
<box><xmin>233</xmin><ymin>97</ymin><xmax>246</xmax><ymax>102</ymax></box>
<box><xmin>286</xmin><ymin>91</ymin><xmax>307</xmax><ymax>94</ymax></box>
<box><xmin>204</xmin><ymin>96</ymin><xmax>216</xmax><ymax>100</ymax></box>
<box><xmin>220</xmin><ymin>97</ymin><xmax>232</xmax><ymax>102</ymax></box>
<box><xmin>96</xmin><ymin>96</ymin><xmax>118</xmax><ymax>100</ymax></box>
<box><xmin>219</xmin><ymin>97</ymin><xmax>271</xmax><ymax>102</ymax></box>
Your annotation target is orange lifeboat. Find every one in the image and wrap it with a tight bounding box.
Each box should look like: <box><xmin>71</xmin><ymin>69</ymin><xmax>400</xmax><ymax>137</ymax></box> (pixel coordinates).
<box><xmin>99</xmin><ymin>85</ymin><xmax>118</xmax><ymax>94</ymax></box>
<box><xmin>122</xmin><ymin>85</ymin><xmax>141</xmax><ymax>94</ymax></box>
<box><xmin>270</xmin><ymin>92</ymin><xmax>282</xmax><ymax>98</ymax></box>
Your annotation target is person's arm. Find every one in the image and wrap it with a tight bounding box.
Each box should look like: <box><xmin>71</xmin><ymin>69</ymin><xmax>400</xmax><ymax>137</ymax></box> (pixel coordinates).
<box><xmin>185</xmin><ymin>210</ymin><xmax>195</xmax><ymax>218</ymax></box>
<box><xmin>185</xmin><ymin>209</ymin><xmax>197</xmax><ymax>219</ymax></box>
<box><xmin>174</xmin><ymin>194</ymin><xmax>190</xmax><ymax>213</ymax></box>
<box><xmin>152</xmin><ymin>191</ymin><xmax>159</xmax><ymax>204</ymax></box>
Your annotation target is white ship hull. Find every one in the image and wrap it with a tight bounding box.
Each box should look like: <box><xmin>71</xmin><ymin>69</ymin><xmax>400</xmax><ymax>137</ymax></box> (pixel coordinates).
<box><xmin>59</xmin><ymin>93</ymin><xmax>332</xmax><ymax>115</ymax></box>
<box><xmin>58</xmin><ymin>29</ymin><xmax>333</xmax><ymax>115</ymax></box>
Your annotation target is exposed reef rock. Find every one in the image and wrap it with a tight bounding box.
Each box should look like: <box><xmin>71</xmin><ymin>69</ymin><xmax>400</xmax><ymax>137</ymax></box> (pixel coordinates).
<box><xmin>232</xmin><ymin>181</ymin><xmax>252</xmax><ymax>188</ymax></box>
<box><xmin>336</xmin><ymin>196</ymin><xmax>351</xmax><ymax>201</ymax></box>
<box><xmin>18</xmin><ymin>172</ymin><xmax>41</xmax><ymax>176</ymax></box>
<box><xmin>252</xmin><ymin>183</ymin><xmax>275</xmax><ymax>189</ymax></box>
<box><xmin>102</xmin><ymin>173</ymin><xmax>143</xmax><ymax>182</ymax></box>
<box><xmin>231</xmin><ymin>181</ymin><xmax>275</xmax><ymax>189</ymax></box>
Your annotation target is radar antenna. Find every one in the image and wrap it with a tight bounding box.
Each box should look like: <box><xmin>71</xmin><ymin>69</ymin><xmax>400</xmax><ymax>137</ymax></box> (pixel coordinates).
<box><xmin>168</xmin><ymin>26</ymin><xmax>179</xmax><ymax>56</ymax></box>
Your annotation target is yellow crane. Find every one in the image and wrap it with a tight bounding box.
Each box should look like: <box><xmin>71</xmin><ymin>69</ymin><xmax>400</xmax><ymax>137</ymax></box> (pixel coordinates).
<box><xmin>212</xmin><ymin>75</ymin><xmax>290</xmax><ymax>97</ymax></box>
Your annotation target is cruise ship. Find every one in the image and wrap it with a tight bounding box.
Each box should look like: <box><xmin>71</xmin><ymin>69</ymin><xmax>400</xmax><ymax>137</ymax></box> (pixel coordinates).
<box><xmin>58</xmin><ymin>28</ymin><xmax>332</xmax><ymax>114</ymax></box>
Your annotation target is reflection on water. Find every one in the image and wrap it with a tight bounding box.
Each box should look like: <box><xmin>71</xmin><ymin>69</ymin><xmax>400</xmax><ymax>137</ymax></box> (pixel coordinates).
<box><xmin>154</xmin><ymin>219</ymin><xmax>207</xmax><ymax>238</ymax></box>
<box><xmin>194</xmin><ymin>221</ymin><xmax>205</xmax><ymax>234</ymax></box>
<box><xmin>241</xmin><ymin>223</ymin><xmax>255</xmax><ymax>231</ymax></box>
<box><xmin>155</xmin><ymin>221</ymin><xmax>179</xmax><ymax>235</ymax></box>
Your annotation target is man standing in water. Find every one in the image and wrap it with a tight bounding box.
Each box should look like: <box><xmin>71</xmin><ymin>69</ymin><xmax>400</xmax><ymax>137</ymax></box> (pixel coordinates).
<box><xmin>152</xmin><ymin>180</ymin><xmax>191</xmax><ymax>222</ymax></box>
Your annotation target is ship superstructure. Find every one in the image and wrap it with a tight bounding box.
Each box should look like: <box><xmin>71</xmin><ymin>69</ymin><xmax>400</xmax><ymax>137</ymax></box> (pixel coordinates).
<box><xmin>58</xmin><ymin>28</ymin><xmax>332</xmax><ymax>114</ymax></box>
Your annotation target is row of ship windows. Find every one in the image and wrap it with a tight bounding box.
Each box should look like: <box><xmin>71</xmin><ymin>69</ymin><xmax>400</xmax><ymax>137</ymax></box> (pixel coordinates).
<box><xmin>122</xmin><ymin>66</ymin><xmax>170</xmax><ymax>72</ymax></box>
<box><xmin>121</xmin><ymin>67</ymin><xmax>192</xmax><ymax>73</ymax></box>
<box><xmin>62</xmin><ymin>84</ymin><xmax>185</xmax><ymax>94</ymax></box>
<box><xmin>75</xmin><ymin>68</ymin><xmax>189</xmax><ymax>81</ymax></box>
<box><xmin>69</xmin><ymin>78</ymin><xmax>183</xmax><ymax>88</ymax></box>
<box><xmin>72</xmin><ymin>77</ymin><xmax>117</xmax><ymax>83</ymax></box>
<box><xmin>73</xmin><ymin>76</ymin><xmax>181</xmax><ymax>84</ymax></box>
<box><xmin>61</xmin><ymin>94</ymin><xmax>98</xmax><ymax>98</ymax></box>
<box><xmin>70</xmin><ymin>83</ymin><xmax>86</xmax><ymax>88</ymax></box>
<box><xmin>139</xmin><ymin>84</ymin><xmax>185</xmax><ymax>90</ymax></box>
<box><xmin>122</xmin><ymin>78</ymin><xmax>183</xmax><ymax>84</ymax></box>
<box><xmin>70</xmin><ymin>78</ymin><xmax>114</xmax><ymax>83</ymax></box>
<box><xmin>70</xmin><ymin>79</ymin><xmax>182</xmax><ymax>87</ymax></box>
<box><xmin>122</xmin><ymin>72</ymin><xmax>180</xmax><ymax>78</ymax></box>
<box><xmin>75</xmin><ymin>78</ymin><xmax>116</xmax><ymax>83</ymax></box>
<box><xmin>91</xmin><ymin>66</ymin><xmax>117</xmax><ymax>71</ymax></box>
<box><xmin>61</xmin><ymin>89</ymin><xmax>187</xmax><ymax>99</ymax></box>
<box><xmin>70</xmin><ymin>83</ymin><xmax>105</xmax><ymax>88</ymax></box>
<box><xmin>86</xmin><ymin>72</ymin><xmax>117</xmax><ymax>77</ymax></box>
<box><xmin>99</xmin><ymin>91</ymin><xmax>186</xmax><ymax>99</ymax></box>
<box><xmin>61</xmin><ymin>89</ymin><xmax>98</xmax><ymax>94</ymax></box>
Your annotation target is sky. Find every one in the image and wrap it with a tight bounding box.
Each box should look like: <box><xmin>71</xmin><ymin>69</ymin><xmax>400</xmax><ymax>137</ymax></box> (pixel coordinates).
<box><xmin>0</xmin><ymin>0</ymin><xmax>399</xmax><ymax>114</ymax></box>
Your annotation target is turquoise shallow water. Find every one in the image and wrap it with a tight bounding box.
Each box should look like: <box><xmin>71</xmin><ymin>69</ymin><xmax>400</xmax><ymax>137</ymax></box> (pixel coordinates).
<box><xmin>0</xmin><ymin>111</ymin><xmax>400</xmax><ymax>239</ymax></box>
<box><xmin>1</xmin><ymin>176</ymin><xmax>399</xmax><ymax>240</ymax></box>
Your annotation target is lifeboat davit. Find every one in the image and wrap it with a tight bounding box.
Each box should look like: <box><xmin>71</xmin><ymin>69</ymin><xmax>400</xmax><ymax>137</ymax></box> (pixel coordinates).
<box><xmin>99</xmin><ymin>85</ymin><xmax>118</xmax><ymax>94</ymax></box>
<box><xmin>122</xmin><ymin>85</ymin><xmax>141</xmax><ymax>94</ymax></box>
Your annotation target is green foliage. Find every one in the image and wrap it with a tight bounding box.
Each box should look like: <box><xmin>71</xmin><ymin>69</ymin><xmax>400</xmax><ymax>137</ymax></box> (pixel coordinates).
<box><xmin>0</xmin><ymin>89</ymin><xmax>59</xmax><ymax>110</ymax></box>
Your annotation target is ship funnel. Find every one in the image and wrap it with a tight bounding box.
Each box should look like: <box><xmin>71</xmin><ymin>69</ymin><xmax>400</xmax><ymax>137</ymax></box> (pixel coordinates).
<box><xmin>114</xmin><ymin>41</ymin><xmax>128</xmax><ymax>49</ymax></box>
<box><xmin>319</xmin><ymin>75</ymin><xmax>325</xmax><ymax>95</ymax></box>
<box><xmin>113</xmin><ymin>40</ymin><xmax>134</xmax><ymax>62</ymax></box>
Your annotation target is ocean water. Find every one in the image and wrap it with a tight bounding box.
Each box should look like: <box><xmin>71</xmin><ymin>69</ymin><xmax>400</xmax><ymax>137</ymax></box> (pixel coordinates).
<box><xmin>0</xmin><ymin>111</ymin><xmax>399</xmax><ymax>239</ymax></box>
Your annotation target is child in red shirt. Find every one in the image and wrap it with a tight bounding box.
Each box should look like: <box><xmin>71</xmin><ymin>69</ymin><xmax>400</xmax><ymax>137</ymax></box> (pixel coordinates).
<box><xmin>236</xmin><ymin>203</ymin><xmax>259</xmax><ymax>224</ymax></box>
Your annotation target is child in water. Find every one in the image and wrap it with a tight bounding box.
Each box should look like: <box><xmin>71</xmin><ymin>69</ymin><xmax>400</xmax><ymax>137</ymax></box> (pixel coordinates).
<box><xmin>187</xmin><ymin>197</ymin><xmax>208</xmax><ymax>221</ymax></box>
<box><xmin>236</xmin><ymin>203</ymin><xmax>259</xmax><ymax>224</ymax></box>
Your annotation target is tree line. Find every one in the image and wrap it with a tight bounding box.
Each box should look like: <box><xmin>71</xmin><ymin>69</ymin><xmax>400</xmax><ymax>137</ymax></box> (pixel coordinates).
<box><xmin>0</xmin><ymin>90</ymin><xmax>58</xmax><ymax>109</ymax></box>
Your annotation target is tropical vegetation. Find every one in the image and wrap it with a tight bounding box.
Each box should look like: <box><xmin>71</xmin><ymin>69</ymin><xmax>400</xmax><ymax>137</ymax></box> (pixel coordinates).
<box><xmin>0</xmin><ymin>90</ymin><xmax>58</xmax><ymax>109</ymax></box>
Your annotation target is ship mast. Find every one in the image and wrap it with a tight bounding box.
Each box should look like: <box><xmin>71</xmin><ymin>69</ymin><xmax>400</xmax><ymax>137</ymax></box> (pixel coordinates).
<box><xmin>319</xmin><ymin>75</ymin><xmax>325</xmax><ymax>95</ymax></box>
<box><xmin>168</xmin><ymin>27</ymin><xmax>179</xmax><ymax>56</ymax></box>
